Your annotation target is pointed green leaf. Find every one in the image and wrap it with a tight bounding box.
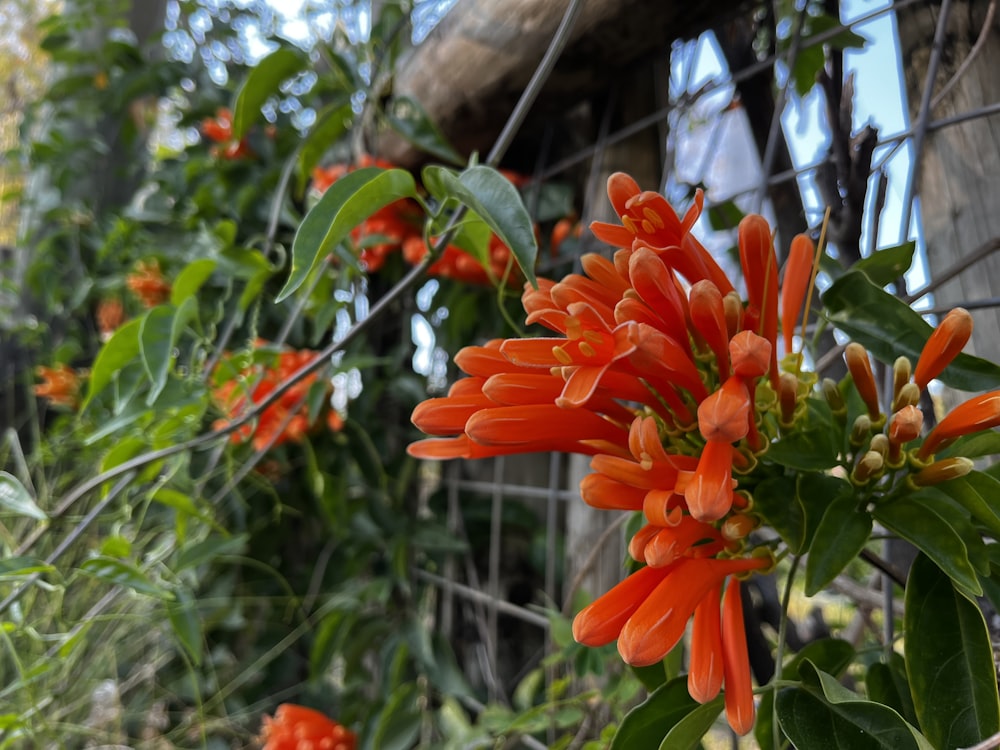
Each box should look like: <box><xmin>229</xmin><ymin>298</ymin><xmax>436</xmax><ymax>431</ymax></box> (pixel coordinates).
<box><xmin>0</xmin><ymin>471</ymin><xmax>46</xmax><ymax>520</ymax></box>
<box><xmin>752</xmin><ymin>475</ymin><xmax>804</xmax><ymax>551</ymax></box>
<box><xmin>937</xmin><ymin>471</ymin><xmax>1000</xmax><ymax>540</ymax></box>
<box><xmin>385</xmin><ymin>95</ymin><xmax>463</xmax><ymax>165</ymax></box>
<box><xmin>756</xmin><ymin>638</ymin><xmax>856</xmax><ymax>750</ymax></box>
<box><xmin>873</xmin><ymin>497</ymin><xmax>981</xmax><ymax>596</ymax></box>
<box><xmin>658</xmin><ymin>697</ymin><xmax>723</xmax><ymax>750</ymax></box>
<box><xmin>422</xmin><ymin>165</ymin><xmax>538</xmax><ymax>287</ymax></box>
<box><xmin>84</xmin><ymin>317</ymin><xmax>142</xmax><ymax>408</ymax></box>
<box><xmin>0</xmin><ymin>556</ymin><xmax>54</xmax><ymax>577</ymax></box>
<box><xmin>822</xmin><ymin>270</ymin><xmax>1000</xmax><ymax>391</ymax></box>
<box><xmin>176</xmin><ymin>533</ymin><xmax>249</xmax><ymax>571</ymax></box>
<box><xmin>232</xmin><ymin>47</ymin><xmax>307</xmax><ymax>138</ymax></box>
<box><xmin>278</xmin><ymin>167</ymin><xmax>417</xmax><ymax>301</ymax></box>
<box><xmin>610</xmin><ymin>677</ymin><xmax>701</xmax><ymax>750</ymax></box>
<box><xmin>776</xmin><ymin>660</ymin><xmax>934</xmax><ymax>749</ymax></box>
<box><xmin>904</xmin><ymin>553</ymin><xmax>1000</xmax><ymax>749</ymax></box>
<box><xmin>866</xmin><ymin>652</ymin><xmax>917</xmax><ymax>727</ymax></box>
<box><xmin>805</xmin><ymin>493</ymin><xmax>872</xmax><ymax>595</ymax></box>
<box><xmin>169</xmin><ymin>258</ymin><xmax>216</xmax><ymax>306</ymax></box>
<box><xmin>167</xmin><ymin>588</ymin><xmax>203</xmax><ymax>665</ymax></box>
<box><xmin>851</xmin><ymin>242</ymin><xmax>915</xmax><ymax>287</ymax></box>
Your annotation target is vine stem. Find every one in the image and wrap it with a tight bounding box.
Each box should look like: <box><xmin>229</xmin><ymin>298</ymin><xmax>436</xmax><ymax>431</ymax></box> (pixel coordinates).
<box><xmin>772</xmin><ymin>553</ymin><xmax>802</xmax><ymax>750</ymax></box>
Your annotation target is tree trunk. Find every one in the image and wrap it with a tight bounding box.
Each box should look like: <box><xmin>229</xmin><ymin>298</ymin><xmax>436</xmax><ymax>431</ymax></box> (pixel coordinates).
<box><xmin>898</xmin><ymin>0</ymin><xmax>1000</xmax><ymax>372</ymax></box>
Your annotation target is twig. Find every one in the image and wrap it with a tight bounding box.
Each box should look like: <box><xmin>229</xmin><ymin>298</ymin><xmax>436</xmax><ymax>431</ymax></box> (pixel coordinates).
<box><xmin>930</xmin><ymin>0</ymin><xmax>997</xmax><ymax>110</ymax></box>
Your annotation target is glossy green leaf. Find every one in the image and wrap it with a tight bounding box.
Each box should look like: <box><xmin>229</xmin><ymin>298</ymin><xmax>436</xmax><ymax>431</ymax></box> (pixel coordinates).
<box><xmin>805</xmin><ymin>493</ymin><xmax>872</xmax><ymax>595</ymax></box>
<box><xmin>0</xmin><ymin>471</ymin><xmax>46</xmax><ymax>520</ymax></box>
<box><xmin>83</xmin><ymin>317</ymin><xmax>142</xmax><ymax>408</ymax></box>
<box><xmin>873</xmin><ymin>497</ymin><xmax>981</xmax><ymax>597</ymax></box>
<box><xmin>822</xmin><ymin>270</ymin><xmax>1000</xmax><ymax>391</ymax></box>
<box><xmin>866</xmin><ymin>652</ymin><xmax>917</xmax><ymax>727</ymax></box>
<box><xmin>756</xmin><ymin>638</ymin><xmax>856</xmax><ymax>750</ymax></box>
<box><xmin>167</xmin><ymin>587</ymin><xmax>203</xmax><ymax>665</ymax></box>
<box><xmin>752</xmin><ymin>475</ymin><xmax>804</xmax><ymax>551</ymax></box>
<box><xmin>937</xmin><ymin>471</ymin><xmax>1000</xmax><ymax>539</ymax></box>
<box><xmin>610</xmin><ymin>677</ymin><xmax>701</xmax><ymax>750</ymax></box>
<box><xmin>797</xmin><ymin>472</ymin><xmax>851</xmax><ymax>553</ymax></box>
<box><xmin>913</xmin><ymin>488</ymin><xmax>989</xmax><ymax>575</ymax></box>
<box><xmin>852</xmin><ymin>242</ymin><xmax>915</xmax><ymax>287</ymax></box>
<box><xmin>422</xmin><ymin>165</ymin><xmax>538</xmax><ymax>287</ymax></box>
<box><xmin>658</xmin><ymin>697</ymin><xmax>723</xmax><ymax>750</ymax></box>
<box><xmin>232</xmin><ymin>47</ymin><xmax>307</xmax><ymax>137</ymax></box>
<box><xmin>939</xmin><ymin>430</ymin><xmax>1000</xmax><ymax>460</ymax></box>
<box><xmin>79</xmin><ymin>556</ymin><xmax>173</xmax><ymax>599</ymax></box>
<box><xmin>169</xmin><ymin>258</ymin><xmax>216</xmax><ymax>306</ymax></box>
<box><xmin>278</xmin><ymin>167</ymin><xmax>417</xmax><ymax>301</ymax></box>
<box><xmin>776</xmin><ymin>660</ymin><xmax>933</xmax><ymax>749</ymax></box>
<box><xmin>904</xmin><ymin>553</ymin><xmax>1000</xmax><ymax>749</ymax></box>
<box><xmin>764</xmin><ymin>425</ymin><xmax>840</xmax><ymax>471</ymax></box>
<box><xmin>385</xmin><ymin>95</ymin><xmax>463</xmax><ymax>165</ymax></box>
<box><xmin>139</xmin><ymin>306</ymin><xmax>173</xmax><ymax>402</ymax></box>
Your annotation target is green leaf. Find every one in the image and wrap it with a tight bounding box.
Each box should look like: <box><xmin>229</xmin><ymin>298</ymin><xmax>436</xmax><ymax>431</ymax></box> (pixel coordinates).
<box><xmin>167</xmin><ymin>588</ymin><xmax>203</xmax><ymax>666</ymax></box>
<box><xmin>657</xmin><ymin>697</ymin><xmax>723</xmax><ymax>750</ymax></box>
<box><xmin>79</xmin><ymin>557</ymin><xmax>173</xmax><ymax>600</ymax></box>
<box><xmin>873</xmin><ymin>497</ymin><xmax>981</xmax><ymax>597</ymax></box>
<box><xmin>369</xmin><ymin>682</ymin><xmax>420</xmax><ymax>750</ymax></box>
<box><xmin>939</xmin><ymin>430</ymin><xmax>1000</xmax><ymax>460</ymax></box>
<box><xmin>422</xmin><ymin>165</ymin><xmax>538</xmax><ymax>287</ymax></box>
<box><xmin>0</xmin><ymin>471</ymin><xmax>46</xmax><ymax>520</ymax></box>
<box><xmin>0</xmin><ymin>556</ymin><xmax>54</xmax><ymax>578</ymax></box>
<box><xmin>776</xmin><ymin>660</ymin><xmax>934</xmax><ymax>750</ymax></box>
<box><xmin>170</xmin><ymin>258</ymin><xmax>216</xmax><ymax>306</ymax></box>
<box><xmin>176</xmin><ymin>533</ymin><xmax>249</xmax><ymax>571</ymax></box>
<box><xmin>866</xmin><ymin>652</ymin><xmax>917</xmax><ymax>727</ymax></box>
<box><xmin>139</xmin><ymin>306</ymin><xmax>173</xmax><ymax>403</ymax></box>
<box><xmin>805</xmin><ymin>493</ymin><xmax>872</xmax><ymax>595</ymax></box>
<box><xmin>904</xmin><ymin>553</ymin><xmax>1000</xmax><ymax>749</ymax></box>
<box><xmin>232</xmin><ymin>47</ymin><xmax>307</xmax><ymax>138</ymax></box>
<box><xmin>797</xmin><ymin>472</ymin><xmax>850</xmax><ymax>553</ymax></box>
<box><xmin>278</xmin><ymin>167</ymin><xmax>417</xmax><ymax>301</ymax></box>
<box><xmin>84</xmin><ymin>317</ymin><xmax>142</xmax><ymax>408</ymax></box>
<box><xmin>752</xmin><ymin>475</ymin><xmax>804</xmax><ymax>551</ymax></box>
<box><xmin>610</xmin><ymin>677</ymin><xmax>701</xmax><ymax>750</ymax></box>
<box><xmin>937</xmin><ymin>471</ymin><xmax>1000</xmax><ymax>539</ymax></box>
<box><xmin>764</xmin><ymin>406</ymin><xmax>840</xmax><ymax>471</ymax></box>
<box><xmin>852</xmin><ymin>242</ymin><xmax>915</xmax><ymax>287</ymax></box>
<box><xmin>297</xmin><ymin>99</ymin><xmax>354</xmax><ymax>190</ymax></box>
<box><xmin>385</xmin><ymin>95</ymin><xmax>463</xmax><ymax>165</ymax></box>
<box><xmin>822</xmin><ymin>270</ymin><xmax>1000</xmax><ymax>391</ymax></box>
<box><xmin>756</xmin><ymin>638</ymin><xmax>856</xmax><ymax>750</ymax></box>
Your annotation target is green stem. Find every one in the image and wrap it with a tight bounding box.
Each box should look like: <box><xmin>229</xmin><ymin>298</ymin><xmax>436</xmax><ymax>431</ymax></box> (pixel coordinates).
<box><xmin>772</xmin><ymin>553</ymin><xmax>802</xmax><ymax>750</ymax></box>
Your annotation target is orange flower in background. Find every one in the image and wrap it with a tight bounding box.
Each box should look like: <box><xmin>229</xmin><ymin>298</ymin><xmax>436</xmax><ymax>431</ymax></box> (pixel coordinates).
<box><xmin>33</xmin><ymin>364</ymin><xmax>82</xmax><ymax>409</ymax></box>
<box><xmin>259</xmin><ymin>703</ymin><xmax>356</xmax><ymax>750</ymax></box>
<box><xmin>913</xmin><ymin>307</ymin><xmax>973</xmax><ymax>391</ymax></box>
<box><xmin>213</xmin><ymin>344</ymin><xmax>343</xmax><ymax>453</ymax></box>
<box><xmin>403</xmin><ymin>233</ymin><xmax>521</xmax><ymax>286</ymax></box>
<box><xmin>200</xmin><ymin>107</ymin><xmax>253</xmax><ymax>160</ymax></box>
<box><xmin>126</xmin><ymin>260</ymin><xmax>171</xmax><ymax>308</ymax></box>
<box><xmin>95</xmin><ymin>297</ymin><xmax>125</xmax><ymax>340</ymax></box>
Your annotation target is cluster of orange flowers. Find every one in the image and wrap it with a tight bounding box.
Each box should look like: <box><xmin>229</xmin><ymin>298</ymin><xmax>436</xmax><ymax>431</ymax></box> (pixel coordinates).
<box><xmin>258</xmin><ymin>704</ymin><xmax>356</xmax><ymax>750</ymax></box>
<box><xmin>33</xmin><ymin>363</ymin><xmax>83</xmax><ymax>409</ymax></box>
<box><xmin>408</xmin><ymin>172</ymin><xmax>1000</xmax><ymax>735</ymax></box>
<box><xmin>126</xmin><ymin>259</ymin><xmax>172</xmax><ymax>308</ymax></box>
<box><xmin>200</xmin><ymin>107</ymin><xmax>253</xmax><ymax>160</ymax></box>
<box><xmin>212</xmin><ymin>344</ymin><xmax>343</xmax><ymax>453</ymax></box>
<box><xmin>311</xmin><ymin>159</ymin><xmax>522</xmax><ymax>284</ymax></box>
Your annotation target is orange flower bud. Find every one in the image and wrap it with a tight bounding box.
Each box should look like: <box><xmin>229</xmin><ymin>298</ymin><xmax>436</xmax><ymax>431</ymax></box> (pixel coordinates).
<box><xmin>892</xmin><ymin>356</ymin><xmax>911</xmax><ymax>409</ymax></box>
<box><xmin>852</xmin><ymin>450</ymin><xmax>884</xmax><ymax>484</ymax></box>
<box><xmin>913</xmin><ymin>308</ymin><xmax>973</xmax><ymax>391</ymax></box>
<box><xmin>780</xmin><ymin>233</ymin><xmax>815</xmax><ymax>354</ymax></box>
<box><xmin>845</xmin><ymin>343</ymin><xmax>881</xmax><ymax>421</ymax></box>
<box><xmin>722</xmin><ymin>578</ymin><xmax>755</xmax><ymax>736</ymax></box>
<box><xmin>690</xmin><ymin>280</ymin><xmax>730</xmax><ymax>376</ymax></box>
<box><xmin>912</xmin><ymin>457</ymin><xmax>974</xmax><ymax>487</ymax></box>
<box><xmin>730</xmin><ymin>330</ymin><xmax>772</xmax><ymax>379</ymax></box>
<box><xmin>698</xmin><ymin>376</ymin><xmax>751</xmax><ymax>444</ymax></box>
<box><xmin>918</xmin><ymin>390</ymin><xmax>1000</xmax><ymax>458</ymax></box>
<box><xmin>889</xmin><ymin>405</ymin><xmax>923</xmax><ymax>446</ymax></box>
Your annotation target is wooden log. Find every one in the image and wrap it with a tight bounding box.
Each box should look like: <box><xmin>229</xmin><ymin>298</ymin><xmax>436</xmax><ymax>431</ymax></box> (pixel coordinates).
<box><xmin>381</xmin><ymin>0</ymin><xmax>753</xmax><ymax>167</ymax></box>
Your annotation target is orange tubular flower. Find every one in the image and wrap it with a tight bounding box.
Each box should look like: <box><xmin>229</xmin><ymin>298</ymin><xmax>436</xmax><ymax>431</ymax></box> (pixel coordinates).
<box><xmin>126</xmin><ymin>260</ymin><xmax>171</xmax><ymax>308</ymax></box>
<box><xmin>844</xmin><ymin>343</ymin><xmax>881</xmax><ymax>421</ymax></box>
<box><xmin>259</xmin><ymin>703</ymin><xmax>356</xmax><ymax>750</ymax></box>
<box><xmin>407</xmin><ymin>173</ymin><xmax>821</xmax><ymax>734</ymax></box>
<box><xmin>34</xmin><ymin>364</ymin><xmax>81</xmax><ymax>408</ymax></box>
<box><xmin>913</xmin><ymin>307</ymin><xmax>974</xmax><ymax>391</ymax></box>
<box><xmin>780</xmin><ymin>234</ymin><xmax>815</xmax><ymax>354</ymax></box>
<box><xmin>918</xmin><ymin>390</ymin><xmax>1000</xmax><ymax>458</ymax></box>
<box><xmin>96</xmin><ymin>297</ymin><xmax>125</xmax><ymax>340</ymax></box>
<box><xmin>721</xmin><ymin>577</ymin><xmax>755</xmax><ymax>736</ymax></box>
<box><xmin>201</xmin><ymin>107</ymin><xmax>253</xmax><ymax>160</ymax></box>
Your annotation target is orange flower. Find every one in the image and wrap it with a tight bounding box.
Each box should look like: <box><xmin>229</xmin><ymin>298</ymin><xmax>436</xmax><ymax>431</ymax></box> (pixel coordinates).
<box><xmin>96</xmin><ymin>297</ymin><xmax>125</xmax><ymax>340</ymax></box>
<box><xmin>918</xmin><ymin>390</ymin><xmax>1000</xmax><ymax>458</ymax></box>
<box><xmin>33</xmin><ymin>364</ymin><xmax>81</xmax><ymax>409</ymax></box>
<box><xmin>126</xmin><ymin>260</ymin><xmax>171</xmax><ymax>308</ymax></box>
<box><xmin>913</xmin><ymin>307</ymin><xmax>973</xmax><ymax>391</ymax></box>
<box><xmin>258</xmin><ymin>703</ymin><xmax>356</xmax><ymax>750</ymax></box>
<box><xmin>213</xmin><ymin>345</ymin><xmax>340</xmax><ymax>452</ymax></box>
<box><xmin>201</xmin><ymin>107</ymin><xmax>253</xmax><ymax>160</ymax></box>
<box><xmin>844</xmin><ymin>343</ymin><xmax>881</xmax><ymax>421</ymax></box>
<box><xmin>780</xmin><ymin>234</ymin><xmax>815</xmax><ymax>354</ymax></box>
<box><xmin>721</xmin><ymin>577</ymin><xmax>755</xmax><ymax>735</ymax></box>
